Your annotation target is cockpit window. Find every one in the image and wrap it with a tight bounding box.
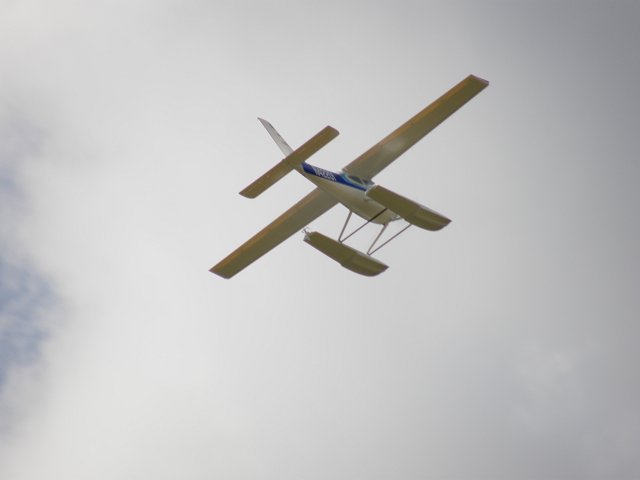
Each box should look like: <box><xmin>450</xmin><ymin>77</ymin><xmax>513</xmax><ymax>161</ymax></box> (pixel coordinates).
<box><xmin>343</xmin><ymin>173</ymin><xmax>373</xmax><ymax>187</ymax></box>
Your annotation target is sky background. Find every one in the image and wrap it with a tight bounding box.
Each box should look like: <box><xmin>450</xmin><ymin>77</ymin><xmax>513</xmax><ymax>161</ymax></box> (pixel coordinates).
<box><xmin>1</xmin><ymin>1</ymin><xmax>639</xmax><ymax>479</ymax></box>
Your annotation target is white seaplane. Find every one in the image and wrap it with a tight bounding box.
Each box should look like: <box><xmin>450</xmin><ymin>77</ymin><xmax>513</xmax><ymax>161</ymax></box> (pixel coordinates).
<box><xmin>211</xmin><ymin>74</ymin><xmax>488</xmax><ymax>278</ymax></box>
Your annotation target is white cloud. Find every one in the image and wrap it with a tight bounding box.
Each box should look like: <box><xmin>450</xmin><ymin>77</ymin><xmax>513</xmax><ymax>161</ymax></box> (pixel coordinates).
<box><xmin>1</xmin><ymin>1</ymin><xmax>640</xmax><ymax>479</ymax></box>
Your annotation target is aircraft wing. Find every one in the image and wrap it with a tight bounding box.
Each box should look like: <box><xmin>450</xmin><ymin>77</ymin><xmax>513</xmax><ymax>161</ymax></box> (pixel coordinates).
<box><xmin>210</xmin><ymin>188</ymin><xmax>337</xmax><ymax>278</ymax></box>
<box><xmin>343</xmin><ymin>74</ymin><xmax>489</xmax><ymax>180</ymax></box>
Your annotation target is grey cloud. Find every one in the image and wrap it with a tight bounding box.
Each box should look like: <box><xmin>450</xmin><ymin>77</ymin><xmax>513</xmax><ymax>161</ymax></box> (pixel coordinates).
<box><xmin>0</xmin><ymin>1</ymin><xmax>639</xmax><ymax>479</ymax></box>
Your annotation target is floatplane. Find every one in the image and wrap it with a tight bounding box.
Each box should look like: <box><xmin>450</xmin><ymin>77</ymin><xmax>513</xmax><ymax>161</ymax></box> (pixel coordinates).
<box><xmin>211</xmin><ymin>75</ymin><xmax>488</xmax><ymax>278</ymax></box>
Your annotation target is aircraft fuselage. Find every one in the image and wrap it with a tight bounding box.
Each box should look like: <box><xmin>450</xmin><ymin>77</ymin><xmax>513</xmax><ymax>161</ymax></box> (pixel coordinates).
<box><xmin>297</xmin><ymin>162</ymin><xmax>399</xmax><ymax>224</ymax></box>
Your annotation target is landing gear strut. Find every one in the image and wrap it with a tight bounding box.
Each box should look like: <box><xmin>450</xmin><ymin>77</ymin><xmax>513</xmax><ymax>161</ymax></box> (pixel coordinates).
<box><xmin>337</xmin><ymin>208</ymin><xmax>412</xmax><ymax>256</ymax></box>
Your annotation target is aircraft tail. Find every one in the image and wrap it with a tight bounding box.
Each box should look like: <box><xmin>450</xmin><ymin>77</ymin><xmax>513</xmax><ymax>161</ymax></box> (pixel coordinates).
<box><xmin>239</xmin><ymin>123</ymin><xmax>339</xmax><ymax>198</ymax></box>
<box><xmin>258</xmin><ymin>118</ymin><xmax>294</xmax><ymax>156</ymax></box>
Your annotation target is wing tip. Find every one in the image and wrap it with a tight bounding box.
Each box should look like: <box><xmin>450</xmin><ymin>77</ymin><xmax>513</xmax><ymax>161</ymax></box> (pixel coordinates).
<box><xmin>209</xmin><ymin>265</ymin><xmax>232</xmax><ymax>279</ymax></box>
<box><xmin>468</xmin><ymin>74</ymin><xmax>490</xmax><ymax>87</ymax></box>
<box><xmin>239</xmin><ymin>186</ymin><xmax>259</xmax><ymax>199</ymax></box>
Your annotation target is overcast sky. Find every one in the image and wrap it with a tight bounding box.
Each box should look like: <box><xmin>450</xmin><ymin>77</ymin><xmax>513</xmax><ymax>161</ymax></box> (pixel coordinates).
<box><xmin>1</xmin><ymin>1</ymin><xmax>639</xmax><ymax>479</ymax></box>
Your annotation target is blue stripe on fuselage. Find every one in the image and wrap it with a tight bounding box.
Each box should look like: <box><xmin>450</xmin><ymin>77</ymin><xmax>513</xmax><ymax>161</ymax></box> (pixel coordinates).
<box><xmin>301</xmin><ymin>163</ymin><xmax>367</xmax><ymax>191</ymax></box>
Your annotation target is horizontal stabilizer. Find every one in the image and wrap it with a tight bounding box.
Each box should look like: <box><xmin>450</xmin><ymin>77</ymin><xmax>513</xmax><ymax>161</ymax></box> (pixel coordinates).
<box><xmin>240</xmin><ymin>125</ymin><xmax>339</xmax><ymax>198</ymax></box>
<box><xmin>366</xmin><ymin>185</ymin><xmax>451</xmax><ymax>231</ymax></box>
<box><xmin>304</xmin><ymin>231</ymin><xmax>388</xmax><ymax>277</ymax></box>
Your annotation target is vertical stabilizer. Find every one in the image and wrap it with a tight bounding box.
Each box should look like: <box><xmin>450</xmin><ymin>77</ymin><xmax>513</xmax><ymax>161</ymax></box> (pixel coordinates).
<box><xmin>258</xmin><ymin>118</ymin><xmax>294</xmax><ymax>156</ymax></box>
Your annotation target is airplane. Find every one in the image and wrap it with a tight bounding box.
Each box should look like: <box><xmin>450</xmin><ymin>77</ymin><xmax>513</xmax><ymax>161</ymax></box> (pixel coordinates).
<box><xmin>210</xmin><ymin>74</ymin><xmax>489</xmax><ymax>278</ymax></box>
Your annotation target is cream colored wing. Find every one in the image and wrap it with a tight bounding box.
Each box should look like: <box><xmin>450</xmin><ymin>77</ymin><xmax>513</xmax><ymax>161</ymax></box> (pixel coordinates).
<box><xmin>343</xmin><ymin>74</ymin><xmax>489</xmax><ymax>180</ymax></box>
<box><xmin>210</xmin><ymin>188</ymin><xmax>337</xmax><ymax>278</ymax></box>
